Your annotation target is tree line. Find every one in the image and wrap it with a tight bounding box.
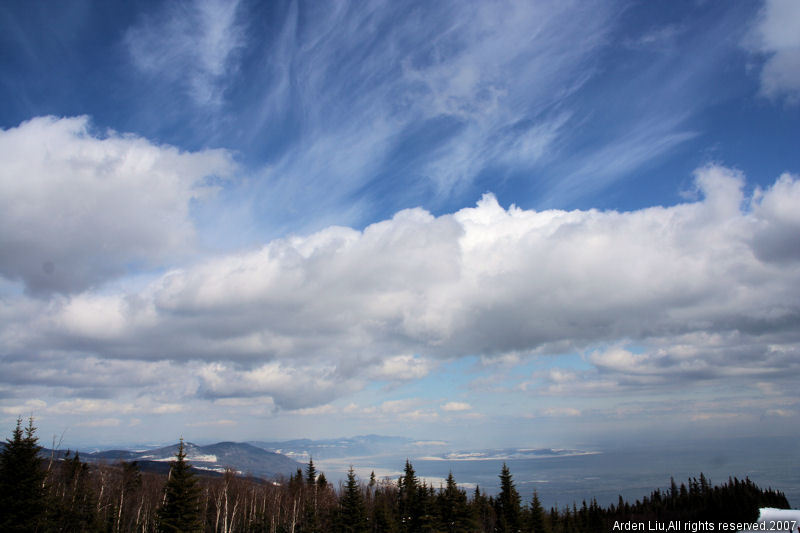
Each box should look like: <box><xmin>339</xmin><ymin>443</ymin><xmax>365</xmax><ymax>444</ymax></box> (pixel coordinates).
<box><xmin>0</xmin><ymin>418</ymin><xmax>790</xmax><ymax>532</ymax></box>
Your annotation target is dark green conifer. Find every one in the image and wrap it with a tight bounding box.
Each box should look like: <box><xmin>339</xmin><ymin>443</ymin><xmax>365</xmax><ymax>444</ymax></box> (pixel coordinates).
<box><xmin>157</xmin><ymin>439</ymin><xmax>203</xmax><ymax>532</ymax></box>
<box><xmin>437</xmin><ymin>471</ymin><xmax>472</xmax><ymax>532</ymax></box>
<box><xmin>529</xmin><ymin>490</ymin><xmax>547</xmax><ymax>533</ymax></box>
<box><xmin>495</xmin><ymin>462</ymin><xmax>521</xmax><ymax>532</ymax></box>
<box><xmin>336</xmin><ymin>466</ymin><xmax>366</xmax><ymax>533</ymax></box>
<box><xmin>305</xmin><ymin>458</ymin><xmax>320</xmax><ymax>532</ymax></box>
<box><xmin>398</xmin><ymin>459</ymin><xmax>421</xmax><ymax>532</ymax></box>
<box><xmin>471</xmin><ymin>485</ymin><xmax>494</xmax><ymax>532</ymax></box>
<box><xmin>0</xmin><ymin>417</ymin><xmax>46</xmax><ymax>532</ymax></box>
<box><xmin>306</xmin><ymin>457</ymin><xmax>318</xmax><ymax>485</ymax></box>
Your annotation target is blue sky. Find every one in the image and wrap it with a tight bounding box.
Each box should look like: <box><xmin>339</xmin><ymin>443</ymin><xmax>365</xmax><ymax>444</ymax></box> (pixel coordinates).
<box><xmin>0</xmin><ymin>0</ymin><xmax>799</xmax><ymax>449</ymax></box>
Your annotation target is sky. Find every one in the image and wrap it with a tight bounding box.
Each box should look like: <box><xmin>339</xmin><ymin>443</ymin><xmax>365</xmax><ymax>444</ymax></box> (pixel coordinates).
<box><xmin>0</xmin><ymin>0</ymin><xmax>799</xmax><ymax>450</ymax></box>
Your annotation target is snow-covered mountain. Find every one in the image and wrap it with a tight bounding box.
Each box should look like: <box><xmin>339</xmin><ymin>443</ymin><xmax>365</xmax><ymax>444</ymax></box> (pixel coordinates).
<box><xmin>46</xmin><ymin>441</ymin><xmax>302</xmax><ymax>480</ymax></box>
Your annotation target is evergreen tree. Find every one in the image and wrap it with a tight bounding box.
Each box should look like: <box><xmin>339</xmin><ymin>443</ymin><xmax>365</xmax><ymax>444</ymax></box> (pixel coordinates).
<box><xmin>471</xmin><ymin>485</ymin><xmax>495</xmax><ymax>532</ymax></box>
<box><xmin>306</xmin><ymin>457</ymin><xmax>318</xmax><ymax>485</ymax></box>
<box><xmin>290</xmin><ymin>467</ymin><xmax>305</xmax><ymax>496</ymax></box>
<box><xmin>437</xmin><ymin>471</ymin><xmax>472</xmax><ymax>532</ymax></box>
<box><xmin>305</xmin><ymin>458</ymin><xmax>320</xmax><ymax>532</ymax></box>
<box><xmin>0</xmin><ymin>417</ymin><xmax>46</xmax><ymax>532</ymax></box>
<box><xmin>398</xmin><ymin>459</ymin><xmax>421</xmax><ymax>532</ymax></box>
<box><xmin>336</xmin><ymin>467</ymin><xmax>366</xmax><ymax>533</ymax></box>
<box><xmin>371</xmin><ymin>482</ymin><xmax>397</xmax><ymax>533</ymax></box>
<box><xmin>157</xmin><ymin>439</ymin><xmax>203</xmax><ymax>533</ymax></box>
<box><xmin>495</xmin><ymin>463</ymin><xmax>521</xmax><ymax>532</ymax></box>
<box><xmin>528</xmin><ymin>490</ymin><xmax>547</xmax><ymax>533</ymax></box>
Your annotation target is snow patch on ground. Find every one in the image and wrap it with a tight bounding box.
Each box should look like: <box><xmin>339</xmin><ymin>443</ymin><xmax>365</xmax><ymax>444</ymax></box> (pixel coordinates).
<box><xmin>755</xmin><ymin>508</ymin><xmax>800</xmax><ymax>531</ymax></box>
<box><xmin>194</xmin><ymin>465</ymin><xmax>242</xmax><ymax>475</ymax></box>
<box><xmin>186</xmin><ymin>453</ymin><xmax>217</xmax><ymax>462</ymax></box>
<box><xmin>736</xmin><ymin>509</ymin><xmax>800</xmax><ymax>532</ymax></box>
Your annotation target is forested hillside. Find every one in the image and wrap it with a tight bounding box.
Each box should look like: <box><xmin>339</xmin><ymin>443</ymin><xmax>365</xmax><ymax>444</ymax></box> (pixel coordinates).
<box><xmin>0</xmin><ymin>418</ymin><xmax>790</xmax><ymax>532</ymax></box>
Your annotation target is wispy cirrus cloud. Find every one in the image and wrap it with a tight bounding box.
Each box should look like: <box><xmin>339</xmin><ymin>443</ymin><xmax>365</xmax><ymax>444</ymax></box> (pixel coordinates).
<box><xmin>125</xmin><ymin>0</ymin><xmax>245</xmax><ymax>107</ymax></box>
<box><xmin>225</xmin><ymin>0</ymin><xmax>618</xmax><ymax>234</ymax></box>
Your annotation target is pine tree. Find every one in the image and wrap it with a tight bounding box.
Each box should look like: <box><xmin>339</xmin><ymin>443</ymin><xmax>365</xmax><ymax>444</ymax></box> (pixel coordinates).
<box><xmin>496</xmin><ymin>463</ymin><xmax>521</xmax><ymax>532</ymax></box>
<box><xmin>306</xmin><ymin>457</ymin><xmax>318</xmax><ymax>485</ymax></box>
<box><xmin>157</xmin><ymin>439</ymin><xmax>203</xmax><ymax>532</ymax></box>
<box><xmin>336</xmin><ymin>466</ymin><xmax>366</xmax><ymax>533</ymax></box>
<box><xmin>529</xmin><ymin>490</ymin><xmax>547</xmax><ymax>533</ymax></box>
<box><xmin>398</xmin><ymin>459</ymin><xmax>421</xmax><ymax>532</ymax></box>
<box><xmin>471</xmin><ymin>485</ymin><xmax>494</xmax><ymax>532</ymax></box>
<box><xmin>437</xmin><ymin>471</ymin><xmax>472</xmax><ymax>532</ymax></box>
<box><xmin>305</xmin><ymin>458</ymin><xmax>320</xmax><ymax>532</ymax></box>
<box><xmin>371</xmin><ymin>482</ymin><xmax>397</xmax><ymax>533</ymax></box>
<box><xmin>0</xmin><ymin>417</ymin><xmax>46</xmax><ymax>532</ymax></box>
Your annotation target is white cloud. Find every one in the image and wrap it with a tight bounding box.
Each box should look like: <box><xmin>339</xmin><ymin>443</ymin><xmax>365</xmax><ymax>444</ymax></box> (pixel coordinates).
<box><xmin>0</xmin><ymin>116</ymin><xmax>234</xmax><ymax>294</ymax></box>
<box><xmin>290</xmin><ymin>405</ymin><xmax>337</xmax><ymax>416</ymax></box>
<box><xmin>750</xmin><ymin>172</ymin><xmax>800</xmax><ymax>262</ymax></box>
<box><xmin>195</xmin><ymin>362</ymin><xmax>349</xmax><ymax>410</ymax></box>
<box><xmin>0</xmin><ymin>399</ymin><xmax>47</xmax><ymax>415</ymax></box>
<box><xmin>368</xmin><ymin>355</ymin><xmax>433</xmax><ymax>382</ymax></box>
<box><xmin>345</xmin><ymin>398</ymin><xmax>441</xmax><ymax>422</ymax></box>
<box><xmin>152</xmin><ymin>404</ymin><xmax>185</xmax><ymax>414</ymax></box>
<box><xmin>765</xmin><ymin>409</ymin><xmax>794</xmax><ymax>417</ymax></box>
<box><xmin>747</xmin><ymin>0</ymin><xmax>800</xmax><ymax>103</ymax></box>
<box><xmin>2</xmin><ymin>165</ymin><xmax>800</xmax><ymax>411</ymax></box>
<box><xmin>441</xmin><ymin>402</ymin><xmax>471</xmax><ymax>412</ymax></box>
<box><xmin>379</xmin><ymin>399</ymin><xmax>422</xmax><ymax>415</ymax></box>
<box><xmin>541</xmin><ymin>407</ymin><xmax>581</xmax><ymax>417</ymax></box>
<box><xmin>77</xmin><ymin>418</ymin><xmax>121</xmax><ymax>428</ymax></box>
<box><xmin>49</xmin><ymin>399</ymin><xmax>129</xmax><ymax>415</ymax></box>
<box><xmin>186</xmin><ymin>419</ymin><xmax>236</xmax><ymax>427</ymax></box>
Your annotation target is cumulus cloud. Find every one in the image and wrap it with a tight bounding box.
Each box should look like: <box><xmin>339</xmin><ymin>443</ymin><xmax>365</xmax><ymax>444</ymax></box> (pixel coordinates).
<box><xmin>368</xmin><ymin>355</ymin><xmax>434</xmax><ymax>381</ymax></box>
<box><xmin>186</xmin><ymin>419</ymin><xmax>236</xmax><ymax>427</ymax></box>
<box><xmin>376</xmin><ymin>399</ymin><xmax>439</xmax><ymax>422</ymax></box>
<box><xmin>541</xmin><ymin>407</ymin><xmax>581</xmax><ymax>417</ymax></box>
<box><xmin>750</xmin><ymin>172</ymin><xmax>800</xmax><ymax>262</ymax></box>
<box><xmin>747</xmin><ymin>0</ymin><xmax>800</xmax><ymax>103</ymax></box>
<box><xmin>441</xmin><ymin>402</ymin><xmax>472</xmax><ymax>412</ymax></box>
<box><xmin>0</xmin><ymin>116</ymin><xmax>234</xmax><ymax>294</ymax></box>
<box><xmin>2</xmin><ymin>165</ymin><xmax>800</xmax><ymax>410</ymax></box>
<box><xmin>0</xmin><ymin>399</ymin><xmax>47</xmax><ymax>415</ymax></box>
<box><xmin>195</xmin><ymin>362</ymin><xmax>350</xmax><ymax>410</ymax></box>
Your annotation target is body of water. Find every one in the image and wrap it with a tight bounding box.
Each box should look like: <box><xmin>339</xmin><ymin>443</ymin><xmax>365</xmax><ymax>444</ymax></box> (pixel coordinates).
<box><xmin>317</xmin><ymin>436</ymin><xmax>799</xmax><ymax>510</ymax></box>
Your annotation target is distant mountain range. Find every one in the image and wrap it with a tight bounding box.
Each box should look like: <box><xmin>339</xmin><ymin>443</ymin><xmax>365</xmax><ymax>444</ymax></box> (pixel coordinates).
<box><xmin>249</xmin><ymin>434</ymin><xmax>420</xmax><ymax>461</ymax></box>
<box><xmin>248</xmin><ymin>435</ymin><xmax>595</xmax><ymax>463</ymax></box>
<box><xmin>28</xmin><ymin>435</ymin><xmax>597</xmax><ymax>484</ymax></box>
<box><xmin>41</xmin><ymin>441</ymin><xmax>302</xmax><ymax>480</ymax></box>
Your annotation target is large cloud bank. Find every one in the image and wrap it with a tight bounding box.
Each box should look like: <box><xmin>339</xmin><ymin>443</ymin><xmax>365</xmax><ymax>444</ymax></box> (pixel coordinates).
<box><xmin>0</xmin><ymin>116</ymin><xmax>234</xmax><ymax>294</ymax></box>
<box><xmin>749</xmin><ymin>0</ymin><xmax>800</xmax><ymax>103</ymax></box>
<box><xmin>1</xmin><ymin>118</ymin><xmax>799</xmax><ymax>409</ymax></box>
